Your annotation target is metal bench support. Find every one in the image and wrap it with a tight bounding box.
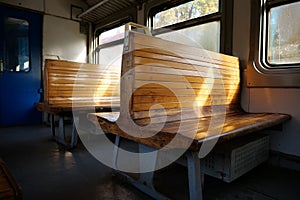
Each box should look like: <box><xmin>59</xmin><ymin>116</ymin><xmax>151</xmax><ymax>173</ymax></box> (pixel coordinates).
<box><xmin>113</xmin><ymin>137</ymin><xmax>169</xmax><ymax>200</ymax></box>
<box><xmin>112</xmin><ymin>137</ymin><xmax>204</xmax><ymax>199</ymax></box>
<box><xmin>186</xmin><ymin>152</ymin><xmax>203</xmax><ymax>200</ymax></box>
<box><xmin>50</xmin><ymin>114</ymin><xmax>78</xmax><ymax>148</ymax></box>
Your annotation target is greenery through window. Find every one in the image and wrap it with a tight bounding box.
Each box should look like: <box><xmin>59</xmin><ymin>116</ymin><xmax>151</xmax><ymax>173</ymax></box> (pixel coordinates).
<box><xmin>158</xmin><ymin>21</ymin><xmax>220</xmax><ymax>52</ymax></box>
<box><xmin>153</xmin><ymin>0</ymin><xmax>219</xmax><ymax>29</ymax></box>
<box><xmin>150</xmin><ymin>0</ymin><xmax>222</xmax><ymax>52</ymax></box>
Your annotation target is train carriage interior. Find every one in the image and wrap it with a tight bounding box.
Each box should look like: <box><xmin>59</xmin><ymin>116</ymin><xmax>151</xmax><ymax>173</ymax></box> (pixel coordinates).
<box><xmin>0</xmin><ymin>0</ymin><xmax>300</xmax><ymax>199</ymax></box>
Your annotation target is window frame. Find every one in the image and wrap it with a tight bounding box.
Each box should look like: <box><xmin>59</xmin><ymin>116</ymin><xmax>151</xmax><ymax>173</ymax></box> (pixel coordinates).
<box><xmin>146</xmin><ymin>0</ymin><xmax>233</xmax><ymax>54</ymax></box>
<box><xmin>262</xmin><ymin>0</ymin><xmax>300</xmax><ymax>69</ymax></box>
<box><xmin>96</xmin><ymin>24</ymin><xmax>126</xmax><ymax>49</ymax></box>
<box><xmin>4</xmin><ymin>17</ymin><xmax>31</xmax><ymax>73</ymax></box>
<box><xmin>247</xmin><ymin>0</ymin><xmax>300</xmax><ymax>87</ymax></box>
<box><xmin>93</xmin><ymin>19</ymin><xmax>131</xmax><ymax>64</ymax></box>
<box><xmin>91</xmin><ymin>4</ymin><xmax>137</xmax><ymax>64</ymax></box>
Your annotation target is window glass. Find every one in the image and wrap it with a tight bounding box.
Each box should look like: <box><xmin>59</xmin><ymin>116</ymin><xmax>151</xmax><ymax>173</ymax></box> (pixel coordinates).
<box><xmin>158</xmin><ymin>21</ymin><xmax>220</xmax><ymax>52</ymax></box>
<box><xmin>98</xmin><ymin>44</ymin><xmax>123</xmax><ymax>66</ymax></box>
<box><xmin>153</xmin><ymin>0</ymin><xmax>219</xmax><ymax>29</ymax></box>
<box><xmin>99</xmin><ymin>25</ymin><xmax>125</xmax><ymax>45</ymax></box>
<box><xmin>5</xmin><ymin>17</ymin><xmax>30</xmax><ymax>72</ymax></box>
<box><xmin>267</xmin><ymin>1</ymin><xmax>300</xmax><ymax>65</ymax></box>
<box><xmin>97</xmin><ymin>25</ymin><xmax>125</xmax><ymax>66</ymax></box>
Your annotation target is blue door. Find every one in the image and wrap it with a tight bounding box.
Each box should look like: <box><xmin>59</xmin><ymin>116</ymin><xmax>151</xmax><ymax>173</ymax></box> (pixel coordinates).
<box><xmin>0</xmin><ymin>5</ymin><xmax>42</xmax><ymax>126</ymax></box>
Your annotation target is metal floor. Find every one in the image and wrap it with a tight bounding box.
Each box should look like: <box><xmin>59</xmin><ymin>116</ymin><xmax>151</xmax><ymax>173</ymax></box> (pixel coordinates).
<box><xmin>0</xmin><ymin>125</ymin><xmax>300</xmax><ymax>200</ymax></box>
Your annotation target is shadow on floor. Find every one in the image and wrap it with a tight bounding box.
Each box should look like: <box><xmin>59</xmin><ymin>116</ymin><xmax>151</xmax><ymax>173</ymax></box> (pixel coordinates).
<box><xmin>0</xmin><ymin>125</ymin><xmax>300</xmax><ymax>200</ymax></box>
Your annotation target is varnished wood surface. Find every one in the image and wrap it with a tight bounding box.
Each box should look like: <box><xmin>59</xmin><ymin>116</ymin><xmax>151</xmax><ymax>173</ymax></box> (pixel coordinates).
<box><xmin>0</xmin><ymin>160</ymin><xmax>22</xmax><ymax>200</ymax></box>
<box><xmin>125</xmin><ymin>32</ymin><xmax>241</xmax><ymax>122</ymax></box>
<box><xmin>35</xmin><ymin>59</ymin><xmax>121</xmax><ymax>115</ymax></box>
<box><xmin>34</xmin><ymin>102</ymin><xmax>118</xmax><ymax>115</ymax></box>
<box><xmin>88</xmin><ymin>31</ymin><xmax>291</xmax><ymax>151</ymax></box>
<box><xmin>88</xmin><ymin>112</ymin><xmax>290</xmax><ymax>150</ymax></box>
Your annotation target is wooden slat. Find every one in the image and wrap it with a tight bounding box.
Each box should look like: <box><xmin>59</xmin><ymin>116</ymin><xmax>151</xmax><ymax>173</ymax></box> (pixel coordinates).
<box><xmin>134</xmin><ymin>65</ymin><xmax>238</xmax><ymax>79</ymax></box>
<box><xmin>47</xmin><ymin>67</ymin><xmax>120</xmax><ymax>75</ymax></box>
<box><xmin>48</xmin><ymin>72</ymin><xmax>120</xmax><ymax>79</ymax></box>
<box><xmin>51</xmin><ymin>102</ymin><xmax>118</xmax><ymax>107</ymax></box>
<box><xmin>134</xmin><ymin>57</ymin><xmax>239</xmax><ymax>73</ymax></box>
<box><xmin>48</xmin><ymin>79</ymin><xmax>119</xmax><ymax>85</ymax></box>
<box><xmin>51</xmin><ymin>97</ymin><xmax>120</xmax><ymax>101</ymax></box>
<box><xmin>133</xmin><ymin>88</ymin><xmax>239</xmax><ymax>96</ymax></box>
<box><xmin>133</xmin><ymin>50</ymin><xmax>239</xmax><ymax>70</ymax></box>
<box><xmin>132</xmin><ymin>104</ymin><xmax>241</xmax><ymax>119</ymax></box>
<box><xmin>132</xmin><ymin>95</ymin><xmax>238</xmax><ymax>104</ymax></box>
<box><xmin>132</xmin><ymin>99</ymin><xmax>240</xmax><ymax>112</ymax></box>
<box><xmin>134</xmin><ymin>81</ymin><xmax>238</xmax><ymax>90</ymax></box>
<box><xmin>46</xmin><ymin>60</ymin><xmax>120</xmax><ymax>73</ymax></box>
<box><xmin>134</xmin><ymin>109</ymin><xmax>244</xmax><ymax>126</ymax></box>
<box><xmin>135</xmin><ymin>72</ymin><xmax>239</xmax><ymax>85</ymax></box>
<box><xmin>49</xmin><ymin>92</ymin><xmax>120</xmax><ymax>97</ymax></box>
<box><xmin>48</xmin><ymin>84</ymin><xmax>119</xmax><ymax>89</ymax></box>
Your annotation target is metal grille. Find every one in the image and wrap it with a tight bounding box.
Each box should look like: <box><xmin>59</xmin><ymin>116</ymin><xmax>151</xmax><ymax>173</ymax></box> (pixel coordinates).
<box><xmin>232</xmin><ymin>136</ymin><xmax>269</xmax><ymax>178</ymax></box>
<box><xmin>202</xmin><ymin>134</ymin><xmax>270</xmax><ymax>182</ymax></box>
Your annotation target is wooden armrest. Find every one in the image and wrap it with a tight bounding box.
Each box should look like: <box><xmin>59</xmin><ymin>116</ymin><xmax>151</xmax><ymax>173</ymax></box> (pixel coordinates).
<box><xmin>0</xmin><ymin>159</ymin><xmax>22</xmax><ymax>200</ymax></box>
<box><xmin>34</xmin><ymin>102</ymin><xmax>45</xmax><ymax>112</ymax></box>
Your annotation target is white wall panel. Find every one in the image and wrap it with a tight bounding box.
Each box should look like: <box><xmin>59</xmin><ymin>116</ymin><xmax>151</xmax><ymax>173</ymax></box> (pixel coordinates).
<box><xmin>43</xmin><ymin>15</ymin><xmax>87</xmax><ymax>62</ymax></box>
<box><xmin>249</xmin><ymin>88</ymin><xmax>300</xmax><ymax>156</ymax></box>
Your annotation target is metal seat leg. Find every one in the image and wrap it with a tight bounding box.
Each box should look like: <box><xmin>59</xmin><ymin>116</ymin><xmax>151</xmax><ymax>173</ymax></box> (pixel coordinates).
<box><xmin>186</xmin><ymin>152</ymin><xmax>203</xmax><ymax>200</ymax></box>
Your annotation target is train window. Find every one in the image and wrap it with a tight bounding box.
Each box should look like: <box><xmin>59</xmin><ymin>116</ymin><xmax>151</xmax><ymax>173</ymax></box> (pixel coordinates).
<box><xmin>266</xmin><ymin>1</ymin><xmax>300</xmax><ymax>66</ymax></box>
<box><xmin>4</xmin><ymin>17</ymin><xmax>30</xmax><ymax>72</ymax></box>
<box><xmin>152</xmin><ymin>0</ymin><xmax>219</xmax><ymax>29</ymax></box>
<box><xmin>148</xmin><ymin>0</ymin><xmax>231</xmax><ymax>53</ymax></box>
<box><xmin>158</xmin><ymin>21</ymin><xmax>220</xmax><ymax>52</ymax></box>
<box><xmin>95</xmin><ymin>25</ymin><xmax>125</xmax><ymax>66</ymax></box>
<box><xmin>98</xmin><ymin>25</ymin><xmax>125</xmax><ymax>45</ymax></box>
<box><xmin>247</xmin><ymin>0</ymin><xmax>300</xmax><ymax>87</ymax></box>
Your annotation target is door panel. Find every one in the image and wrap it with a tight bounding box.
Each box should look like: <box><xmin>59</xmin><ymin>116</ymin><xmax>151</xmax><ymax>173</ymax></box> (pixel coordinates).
<box><xmin>0</xmin><ymin>5</ymin><xmax>42</xmax><ymax>126</ymax></box>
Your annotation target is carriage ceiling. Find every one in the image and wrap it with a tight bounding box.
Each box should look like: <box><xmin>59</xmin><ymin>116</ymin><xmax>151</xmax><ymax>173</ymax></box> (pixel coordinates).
<box><xmin>80</xmin><ymin>0</ymin><xmax>146</xmax><ymax>23</ymax></box>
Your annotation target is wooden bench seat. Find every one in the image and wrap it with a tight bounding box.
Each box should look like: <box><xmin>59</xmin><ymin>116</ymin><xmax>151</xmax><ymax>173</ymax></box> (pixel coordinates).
<box><xmin>88</xmin><ymin>31</ymin><xmax>289</xmax><ymax>150</ymax></box>
<box><xmin>35</xmin><ymin>59</ymin><xmax>120</xmax><ymax>147</ymax></box>
<box><xmin>90</xmin><ymin>112</ymin><xmax>288</xmax><ymax>151</ymax></box>
<box><xmin>87</xmin><ymin>30</ymin><xmax>290</xmax><ymax>199</ymax></box>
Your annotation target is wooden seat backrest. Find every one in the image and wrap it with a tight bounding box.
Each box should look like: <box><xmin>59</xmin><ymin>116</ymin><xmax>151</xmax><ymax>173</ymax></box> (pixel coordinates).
<box><xmin>44</xmin><ymin>59</ymin><xmax>120</xmax><ymax>109</ymax></box>
<box><xmin>121</xmin><ymin>31</ymin><xmax>241</xmax><ymax>125</ymax></box>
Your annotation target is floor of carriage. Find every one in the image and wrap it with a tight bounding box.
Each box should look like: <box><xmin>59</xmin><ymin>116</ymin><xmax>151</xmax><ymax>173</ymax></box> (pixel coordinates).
<box><xmin>0</xmin><ymin>125</ymin><xmax>300</xmax><ymax>200</ymax></box>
